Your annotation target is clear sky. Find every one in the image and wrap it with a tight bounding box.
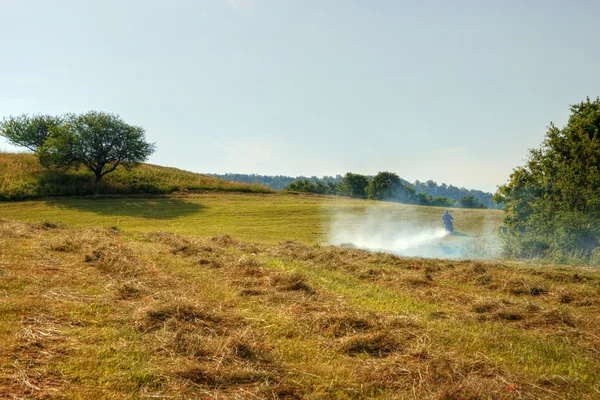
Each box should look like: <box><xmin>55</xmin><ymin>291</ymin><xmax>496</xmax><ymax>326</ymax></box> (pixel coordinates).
<box><xmin>1</xmin><ymin>0</ymin><xmax>599</xmax><ymax>192</ymax></box>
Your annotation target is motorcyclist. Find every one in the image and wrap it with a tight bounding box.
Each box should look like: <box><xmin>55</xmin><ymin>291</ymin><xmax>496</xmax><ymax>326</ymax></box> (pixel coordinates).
<box><xmin>442</xmin><ymin>210</ymin><xmax>454</xmax><ymax>232</ymax></box>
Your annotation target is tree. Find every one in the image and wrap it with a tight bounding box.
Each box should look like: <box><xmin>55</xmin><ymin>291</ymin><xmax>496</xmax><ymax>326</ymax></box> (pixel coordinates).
<box><xmin>40</xmin><ymin>111</ymin><xmax>155</xmax><ymax>182</ymax></box>
<box><xmin>458</xmin><ymin>195</ymin><xmax>485</xmax><ymax>209</ymax></box>
<box><xmin>431</xmin><ymin>196</ymin><xmax>455</xmax><ymax>207</ymax></box>
<box><xmin>367</xmin><ymin>172</ymin><xmax>401</xmax><ymax>200</ymax></box>
<box><xmin>496</xmin><ymin>97</ymin><xmax>600</xmax><ymax>260</ymax></box>
<box><xmin>1</xmin><ymin>111</ymin><xmax>155</xmax><ymax>183</ymax></box>
<box><xmin>326</xmin><ymin>181</ymin><xmax>338</xmax><ymax>194</ymax></box>
<box><xmin>285</xmin><ymin>179</ymin><xmax>316</xmax><ymax>193</ymax></box>
<box><xmin>313</xmin><ymin>181</ymin><xmax>330</xmax><ymax>195</ymax></box>
<box><xmin>367</xmin><ymin>171</ymin><xmax>416</xmax><ymax>203</ymax></box>
<box><xmin>338</xmin><ymin>172</ymin><xmax>369</xmax><ymax>198</ymax></box>
<box><xmin>0</xmin><ymin>114</ymin><xmax>63</xmax><ymax>151</ymax></box>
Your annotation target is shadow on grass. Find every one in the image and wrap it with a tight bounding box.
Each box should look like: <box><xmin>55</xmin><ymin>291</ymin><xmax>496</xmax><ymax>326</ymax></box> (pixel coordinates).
<box><xmin>32</xmin><ymin>170</ymin><xmax>176</xmax><ymax>197</ymax></box>
<box><xmin>48</xmin><ymin>197</ymin><xmax>206</xmax><ymax>220</ymax></box>
<box><xmin>0</xmin><ymin>168</ymin><xmax>268</xmax><ymax>201</ymax></box>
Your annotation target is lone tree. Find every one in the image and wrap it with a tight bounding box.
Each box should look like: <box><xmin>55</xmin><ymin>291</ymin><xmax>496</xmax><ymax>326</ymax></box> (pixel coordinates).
<box><xmin>495</xmin><ymin>97</ymin><xmax>600</xmax><ymax>260</ymax></box>
<box><xmin>1</xmin><ymin>111</ymin><xmax>155</xmax><ymax>182</ymax></box>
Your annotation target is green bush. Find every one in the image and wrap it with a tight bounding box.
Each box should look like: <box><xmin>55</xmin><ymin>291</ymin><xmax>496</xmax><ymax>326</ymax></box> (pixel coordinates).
<box><xmin>496</xmin><ymin>97</ymin><xmax>600</xmax><ymax>264</ymax></box>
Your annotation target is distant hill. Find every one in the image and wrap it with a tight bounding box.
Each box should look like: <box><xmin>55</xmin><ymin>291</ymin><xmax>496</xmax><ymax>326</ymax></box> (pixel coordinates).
<box><xmin>0</xmin><ymin>153</ymin><xmax>269</xmax><ymax>200</ymax></box>
<box><xmin>207</xmin><ymin>173</ymin><xmax>499</xmax><ymax>208</ymax></box>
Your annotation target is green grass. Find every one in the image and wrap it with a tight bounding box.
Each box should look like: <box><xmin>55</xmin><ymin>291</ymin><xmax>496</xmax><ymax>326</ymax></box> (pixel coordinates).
<box><xmin>0</xmin><ymin>191</ymin><xmax>503</xmax><ymax>244</ymax></box>
<box><xmin>0</xmin><ymin>152</ymin><xmax>269</xmax><ymax>200</ymax></box>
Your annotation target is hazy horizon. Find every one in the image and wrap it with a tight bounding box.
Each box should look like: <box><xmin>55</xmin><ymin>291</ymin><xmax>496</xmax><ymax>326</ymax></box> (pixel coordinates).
<box><xmin>2</xmin><ymin>0</ymin><xmax>600</xmax><ymax>192</ymax></box>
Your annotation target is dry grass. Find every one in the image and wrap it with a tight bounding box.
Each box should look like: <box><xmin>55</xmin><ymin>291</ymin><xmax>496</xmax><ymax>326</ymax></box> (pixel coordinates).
<box><xmin>1</xmin><ymin>219</ymin><xmax>599</xmax><ymax>398</ymax></box>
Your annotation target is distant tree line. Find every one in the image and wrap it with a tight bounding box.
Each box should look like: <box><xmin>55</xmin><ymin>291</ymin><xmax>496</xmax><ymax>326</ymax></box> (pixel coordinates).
<box><xmin>284</xmin><ymin>171</ymin><xmax>485</xmax><ymax>208</ymax></box>
<box><xmin>205</xmin><ymin>173</ymin><xmax>343</xmax><ymax>190</ymax></box>
<box><xmin>413</xmin><ymin>180</ymin><xmax>496</xmax><ymax>208</ymax></box>
<box><xmin>208</xmin><ymin>172</ymin><xmax>495</xmax><ymax>209</ymax></box>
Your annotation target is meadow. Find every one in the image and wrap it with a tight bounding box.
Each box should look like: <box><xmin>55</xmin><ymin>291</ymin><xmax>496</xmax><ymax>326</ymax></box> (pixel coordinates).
<box><xmin>1</xmin><ymin>155</ymin><xmax>599</xmax><ymax>398</ymax></box>
<box><xmin>0</xmin><ymin>191</ymin><xmax>501</xmax><ymax>245</ymax></box>
<box><xmin>1</xmin><ymin>214</ymin><xmax>599</xmax><ymax>399</ymax></box>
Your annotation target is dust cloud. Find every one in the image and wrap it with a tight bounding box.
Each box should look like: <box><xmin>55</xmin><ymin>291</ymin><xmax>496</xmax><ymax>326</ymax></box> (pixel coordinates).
<box><xmin>327</xmin><ymin>206</ymin><xmax>500</xmax><ymax>259</ymax></box>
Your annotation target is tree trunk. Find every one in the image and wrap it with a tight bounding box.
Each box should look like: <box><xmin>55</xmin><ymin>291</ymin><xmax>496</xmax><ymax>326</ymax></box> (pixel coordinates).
<box><xmin>94</xmin><ymin>168</ymin><xmax>103</xmax><ymax>183</ymax></box>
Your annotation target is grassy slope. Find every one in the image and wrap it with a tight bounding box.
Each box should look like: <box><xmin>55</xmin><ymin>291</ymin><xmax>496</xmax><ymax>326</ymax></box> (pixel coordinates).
<box><xmin>0</xmin><ymin>152</ymin><xmax>269</xmax><ymax>199</ymax></box>
<box><xmin>1</xmin><ymin>219</ymin><xmax>599</xmax><ymax>399</ymax></box>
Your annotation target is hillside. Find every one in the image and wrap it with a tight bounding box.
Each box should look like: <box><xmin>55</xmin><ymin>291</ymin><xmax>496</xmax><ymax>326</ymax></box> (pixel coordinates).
<box><xmin>1</xmin><ymin>218</ymin><xmax>599</xmax><ymax>398</ymax></box>
<box><xmin>0</xmin><ymin>153</ymin><xmax>269</xmax><ymax>200</ymax></box>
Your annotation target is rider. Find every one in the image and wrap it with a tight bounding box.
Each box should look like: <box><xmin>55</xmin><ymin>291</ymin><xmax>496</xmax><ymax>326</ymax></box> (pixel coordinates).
<box><xmin>442</xmin><ymin>210</ymin><xmax>454</xmax><ymax>232</ymax></box>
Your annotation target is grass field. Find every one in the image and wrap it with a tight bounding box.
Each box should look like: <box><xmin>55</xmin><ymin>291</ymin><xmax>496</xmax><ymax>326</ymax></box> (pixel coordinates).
<box><xmin>1</xmin><ymin>215</ymin><xmax>600</xmax><ymax>398</ymax></box>
<box><xmin>0</xmin><ymin>192</ymin><xmax>502</xmax><ymax>245</ymax></box>
<box><xmin>1</xmin><ymin>157</ymin><xmax>599</xmax><ymax>398</ymax></box>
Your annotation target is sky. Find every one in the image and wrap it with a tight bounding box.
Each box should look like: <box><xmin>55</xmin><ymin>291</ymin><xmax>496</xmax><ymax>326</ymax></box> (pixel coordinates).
<box><xmin>1</xmin><ymin>0</ymin><xmax>599</xmax><ymax>193</ymax></box>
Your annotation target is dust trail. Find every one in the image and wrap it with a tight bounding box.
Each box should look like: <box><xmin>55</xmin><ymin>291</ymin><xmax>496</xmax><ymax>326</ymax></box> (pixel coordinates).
<box><xmin>327</xmin><ymin>205</ymin><xmax>501</xmax><ymax>259</ymax></box>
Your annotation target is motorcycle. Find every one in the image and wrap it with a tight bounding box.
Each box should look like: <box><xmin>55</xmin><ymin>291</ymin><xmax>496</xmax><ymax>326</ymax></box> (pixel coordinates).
<box><xmin>444</xmin><ymin>219</ymin><xmax>454</xmax><ymax>233</ymax></box>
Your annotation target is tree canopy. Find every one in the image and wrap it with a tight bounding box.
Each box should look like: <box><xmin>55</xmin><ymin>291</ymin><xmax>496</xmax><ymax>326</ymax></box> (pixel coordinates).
<box><xmin>1</xmin><ymin>111</ymin><xmax>155</xmax><ymax>182</ymax></box>
<box><xmin>458</xmin><ymin>195</ymin><xmax>485</xmax><ymax>209</ymax></box>
<box><xmin>0</xmin><ymin>114</ymin><xmax>62</xmax><ymax>151</ymax></box>
<box><xmin>495</xmin><ymin>97</ymin><xmax>600</xmax><ymax>262</ymax></box>
<box><xmin>338</xmin><ymin>172</ymin><xmax>369</xmax><ymax>199</ymax></box>
<box><xmin>366</xmin><ymin>172</ymin><xmax>415</xmax><ymax>203</ymax></box>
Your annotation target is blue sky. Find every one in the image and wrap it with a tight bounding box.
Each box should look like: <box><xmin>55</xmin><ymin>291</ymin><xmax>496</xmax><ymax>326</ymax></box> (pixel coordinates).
<box><xmin>1</xmin><ymin>0</ymin><xmax>599</xmax><ymax>192</ymax></box>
